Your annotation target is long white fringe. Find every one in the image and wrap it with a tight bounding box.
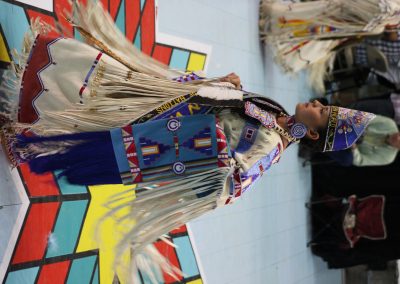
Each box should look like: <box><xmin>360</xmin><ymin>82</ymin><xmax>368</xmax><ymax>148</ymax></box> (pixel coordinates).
<box><xmin>1</xmin><ymin>0</ymin><xmax>228</xmax><ymax>135</ymax></box>
<box><xmin>70</xmin><ymin>0</ymin><xmax>179</xmax><ymax>79</ymax></box>
<box><xmin>100</xmin><ymin>167</ymin><xmax>231</xmax><ymax>283</ymax></box>
<box><xmin>259</xmin><ymin>0</ymin><xmax>400</xmax><ymax>93</ymax></box>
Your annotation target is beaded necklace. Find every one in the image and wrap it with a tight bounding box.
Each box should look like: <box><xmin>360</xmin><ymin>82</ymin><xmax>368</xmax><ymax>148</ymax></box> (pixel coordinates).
<box><xmin>244</xmin><ymin>101</ymin><xmax>300</xmax><ymax>144</ymax></box>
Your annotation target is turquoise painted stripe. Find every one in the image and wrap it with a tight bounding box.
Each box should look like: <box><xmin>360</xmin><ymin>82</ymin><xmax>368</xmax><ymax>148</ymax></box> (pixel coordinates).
<box><xmin>134</xmin><ymin>26</ymin><xmax>141</xmax><ymax>49</ymax></box>
<box><xmin>56</xmin><ymin>170</ymin><xmax>87</xmax><ymax>195</ymax></box>
<box><xmin>0</xmin><ymin>2</ymin><xmax>30</xmax><ymax>54</ymax></box>
<box><xmin>115</xmin><ymin>0</ymin><xmax>126</xmax><ymax>35</ymax></box>
<box><xmin>173</xmin><ymin>236</ymin><xmax>199</xmax><ymax>277</ymax></box>
<box><xmin>169</xmin><ymin>49</ymin><xmax>190</xmax><ymax>71</ymax></box>
<box><xmin>141</xmin><ymin>271</ymin><xmax>162</xmax><ymax>284</ymax></box>
<box><xmin>67</xmin><ymin>255</ymin><xmax>97</xmax><ymax>284</ymax></box>
<box><xmin>5</xmin><ymin>267</ymin><xmax>39</xmax><ymax>284</ymax></box>
<box><xmin>91</xmin><ymin>263</ymin><xmax>99</xmax><ymax>284</ymax></box>
<box><xmin>46</xmin><ymin>200</ymin><xmax>88</xmax><ymax>257</ymax></box>
<box><xmin>140</xmin><ymin>0</ymin><xmax>146</xmax><ymax>10</ymax></box>
<box><xmin>74</xmin><ymin>27</ymin><xmax>83</xmax><ymax>42</ymax></box>
<box><xmin>110</xmin><ymin>127</ymin><xmax>130</xmax><ymax>174</ymax></box>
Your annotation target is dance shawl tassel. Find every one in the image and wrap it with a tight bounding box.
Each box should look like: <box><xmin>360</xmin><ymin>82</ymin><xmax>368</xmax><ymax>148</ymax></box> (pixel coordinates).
<box><xmin>16</xmin><ymin>131</ymin><xmax>123</xmax><ymax>185</ymax></box>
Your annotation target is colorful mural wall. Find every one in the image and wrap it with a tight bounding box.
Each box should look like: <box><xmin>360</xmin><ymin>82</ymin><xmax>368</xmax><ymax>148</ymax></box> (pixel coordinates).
<box><xmin>0</xmin><ymin>1</ymin><xmax>209</xmax><ymax>283</ymax></box>
<box><xmin>3</xmin><ymin>165</ymin><xmax>203</xmax><ymax>284</ymax></box>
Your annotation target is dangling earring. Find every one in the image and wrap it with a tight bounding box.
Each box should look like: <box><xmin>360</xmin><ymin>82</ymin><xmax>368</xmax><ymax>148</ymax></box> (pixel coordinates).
<box><xmin>287</xmin><ymin>116</ymin><xmax>307</xmax><ymax>139</ymax></box>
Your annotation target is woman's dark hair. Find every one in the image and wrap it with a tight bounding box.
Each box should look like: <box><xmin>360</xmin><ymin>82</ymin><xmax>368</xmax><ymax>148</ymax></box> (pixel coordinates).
<box><xmin>244</xmin><ymin>96</ymin><xmax>289</xmax><ymax>116</ymax></box>
<box><xmin>299</xmin><ymin>127</ymin><xmax>327</xmax><ymax>152</ymax></box>
<box><xmin>312</xmin><ymin>97</ymin><xmax>329</xmax><ymax>106</ymax></box>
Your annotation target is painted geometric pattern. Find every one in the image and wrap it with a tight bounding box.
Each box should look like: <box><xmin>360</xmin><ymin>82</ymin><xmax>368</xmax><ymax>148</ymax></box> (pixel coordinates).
<box><xmin>0</xmin><ymin>0</ymin><xmax>207</xmax><ymax>71</ymax></box>
<box><xmin>0</xmin><ymin>0</ymin><xmax>208</xmax><ymax>283</ymax></box>
<box><xmin>3</xmin><ymin>165</ymin><xmax>203</xmax><ymax>284</ymax></box>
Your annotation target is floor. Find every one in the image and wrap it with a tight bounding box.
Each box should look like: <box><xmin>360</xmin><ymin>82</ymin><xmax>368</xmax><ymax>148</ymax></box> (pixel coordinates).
<box><xmin>0</xmin><ymin>0</ymin><xmax>343</xmax><ymax>283</ymax></box>
<box><xmin>157</xmin><ymin>1</ymin><xmax>342</xmax><ymax>284</ymax></box>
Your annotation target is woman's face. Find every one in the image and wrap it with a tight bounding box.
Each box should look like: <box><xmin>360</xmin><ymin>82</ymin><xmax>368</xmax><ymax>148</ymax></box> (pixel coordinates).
<box><xmin>295</xmin><ymin>100</ymin><xmax>330</xmax><ymax>132</ymax></box>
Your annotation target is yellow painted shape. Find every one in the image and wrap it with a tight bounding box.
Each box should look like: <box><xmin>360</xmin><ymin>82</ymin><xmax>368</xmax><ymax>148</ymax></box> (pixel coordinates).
<box><xmin>186</xmin><ymin>53</ymin><xmax>206</xmax><ymax>71</ymax></box>
<box><xmin>76</xmin><ymin>184</ymin><xmax>136</xmax><ymax>284</ymax></box>
<box><xmin>0</xmin><ymin>31</ymin><xmax>11</xmax><ymax>63</ymax></box>
<box><xmin>187</xmin><ymin>279</ymin><xmax>203</xmax><ymax>284</ymax></box>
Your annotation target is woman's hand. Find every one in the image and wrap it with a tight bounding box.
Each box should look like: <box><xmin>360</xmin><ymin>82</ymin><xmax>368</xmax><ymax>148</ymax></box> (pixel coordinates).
<box><xmin>220</xmin><ymin>73</ymin><xmax>242</xmax><ymax>89</ymax></box>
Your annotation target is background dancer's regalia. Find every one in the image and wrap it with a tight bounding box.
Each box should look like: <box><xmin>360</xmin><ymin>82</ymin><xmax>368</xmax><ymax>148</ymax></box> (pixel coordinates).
<box><xmin>259</xmin><ymin>0</ymin><xmax>400</xmax><ymax>92</ymax></box>
<box><xmin>0</xmin><ymin>1</ymin><xmax>376</xmax><ymax>283</ymax></box>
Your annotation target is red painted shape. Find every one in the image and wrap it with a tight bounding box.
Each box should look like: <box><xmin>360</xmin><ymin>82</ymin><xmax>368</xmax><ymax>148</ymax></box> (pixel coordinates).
<box><xmin>140</xmin><ymin>0</ymin><xmax>155</xmax><ymax>55</ymax></box>
<box><xmin>170</xmin><ymin>225</ymin><xmax>187</xmax><ymax>235</ymax></box>
<box><xmin>53</xmin><ymin>0</ymin><xmax>74</xmax><ymax>37</ymax></box>
<box><xmin>99</xmin><ymin>0</ymin><xmax>109</xmax><ymax>10</ymax></box>
<box><xmin>125</xmin><ymin>0</ymin><xmax>141</xmax><ymax>42</ymax></box>
<box><xmin>152</xmin><ymin>44</ymin><xmax>172</xmax><ymax>65</ymax></box>
<box><xmin>109</xmin><ymin>0</ymin><xmax>122</xmax><ymax>20</ymax></box>
<box><xmin>26</xmin><ymin>10</ymin><xmax>59</xmax><ymax>37</ymax></box>
<box><xmin>12</xmin><ymin>202</ymin><xmax>60</xmax><ymax>264</ymax></box>
<box><xmin>37</xmin><ymin>260</ymin><xmax>71</xmax><ymax>284</ymax></box>
<box><xmin>19</xmin><ymin>163</ymin><xmax>59</xmax><ymax>197</ymax></box>
<box><xmin>154</xmin><ymin>240</ymin><xmax>183</xmax><ymax>283</ymax></box>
